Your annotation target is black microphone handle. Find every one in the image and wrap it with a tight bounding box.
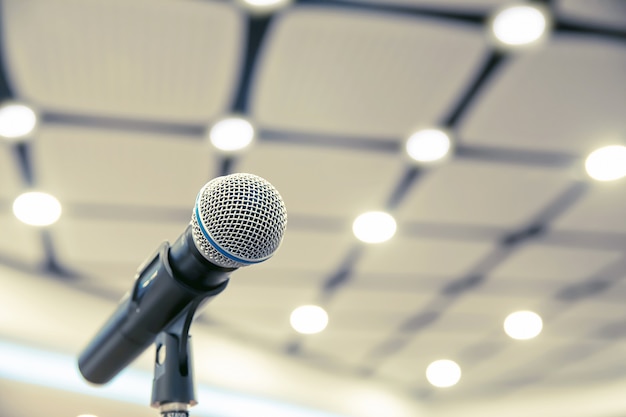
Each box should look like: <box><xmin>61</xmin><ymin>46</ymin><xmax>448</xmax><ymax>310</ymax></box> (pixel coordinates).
<box><xmin>78</xmin><ymin>226</ymin><xmax>234</xmax><ymax>384</ymax></box>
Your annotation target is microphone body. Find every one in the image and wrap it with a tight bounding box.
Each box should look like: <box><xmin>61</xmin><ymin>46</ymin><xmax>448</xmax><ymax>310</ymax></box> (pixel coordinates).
<box><xmin>78</xmin><ymin>226</ymin><xmax>232</xmax><ymax>384</ymax></box>
<box><xmin>78</xmin><ymin>173</ymin><xmax>287</xmax><ymax>384</ymax></box>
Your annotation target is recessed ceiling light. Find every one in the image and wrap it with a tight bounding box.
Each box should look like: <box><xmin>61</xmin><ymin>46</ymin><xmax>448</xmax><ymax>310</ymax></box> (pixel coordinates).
<box><xmin>208</xmin><ymin>116</ymin><xmax>255</xmax><ymax>152</ymax></box>
<box><xmin>77</xmin><ymin>414</ymin><xmax>98</xmax><ymax>417</ymax></box>
<box><xmin>405</xmin><ymin>128</ymin><xmax>452</xmax><ymax>164</ymax></box>
<box><xmin>352</xmin><ymin>211</ymin><xmax>397</xmax><ymax>244</ymax></box>
<box><xmin>13</xmin><ymin>191</ymin><xmax>62</xmax><ymax>226</ymax></box>
<box><xmin>0</xmin><ymin>102</ymin><xmax>37</xmax><ymax>139</ymax></box>
<box><xmin>239</xmin><ymin>0</ymin><xmax>292</xmax><ymax>13</ymax></box>
<box><xmin>490</xmin><ymin>4</ymin><xmax>550</xmax><ymax>47</ymax></box>
<box><xmin>504</xmin><ymin>310</ymin><xmax>543</xmax><ymax>340</ymax></box>
<box><xmin>290</xmin><ymin>305</ymin><xmax>328</xmax><ymax>335</ymax></box>
<box><xmin>426</xmin><ymin>359</ymin><xmax>461</xmax><ymax>388</ymax></box>
<box><xmin>585</xmin><ymin>145</ymin><xmax>626</xmax><ymax>181</ymax></box>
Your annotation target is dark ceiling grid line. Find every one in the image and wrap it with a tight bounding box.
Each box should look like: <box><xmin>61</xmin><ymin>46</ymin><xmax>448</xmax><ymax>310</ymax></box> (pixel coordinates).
<box><xmin>259</xmin><ymin>129</ymin><xmax>401</xmax><ymax>153</ymax></box>
<box><xmin>440</xmin><ymin>51</ymin><xmax>507</xmax><ymax>129</ymax></box>
<box><xmin>554</xmin><ymin>255</ymin><xmax>626</xmax><ymax>302</ymax></box>
<box><xmin>297</xmin><ymin>0</ymin><xmax>485</xmax><ymax>25</ymax></box>
<box><xmin>217</xmin><ymin>14</ymin><xmax>275</xmax><ymax>177</ymax></box>
<box><xmin>42</xmin><ymin>112</ymin><xmax>206</xmax><ymax>138</ymax></box>
<box><xmin>555</xmin><ymin>19</ymin><xmax>626</xmax><ymax>42</ymax></box>
<box><xmin>455</xmin><ymin>143</ymin><xmax>578</xmax><ymax>168</ymax></box>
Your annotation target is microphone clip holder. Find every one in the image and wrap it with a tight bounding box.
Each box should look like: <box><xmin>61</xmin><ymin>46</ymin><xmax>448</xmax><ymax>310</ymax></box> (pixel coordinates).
<box><xmin>150</xmin><ymin>299</ymin><xmax>204</xmax><ymax>417</ymax></box>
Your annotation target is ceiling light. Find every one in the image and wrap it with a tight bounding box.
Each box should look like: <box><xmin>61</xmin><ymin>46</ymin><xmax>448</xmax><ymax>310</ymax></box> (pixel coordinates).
<box><xmin>490</xmin><ymin>4</ymin><xmax>550</xmax><ymax>47</ymax></box>
<box><xmin>77</xmin><ymin>415</ymin><xmax>98</xmax><ymax>417</ymax></box>
<box><xmin>405</xmin><ymin>128</ymin><xmax>452</xmax><ymax>163</ymax></box>
<box><xmin>208</xmin><ymin>117</ymin><xmax>255</xmax><ymax>152</ymax></box>
<box><xmin>290</xmin><ymin>305</ymin><xmax>328</xmax><ymax>335</ymax></box>
<box><xmin>504</xmin><ymin>310</ymin><xmax>543</xmax><ymax>340</ymax></box>
<box><xmin>239</xmin><ymin>0</ymin><xmax>292</xmax><ymax>13</ymax></box>
<box><xmin>426</xmin><ymin>359</ymin><xmax>461</xmax><ymax>388</ymax></box>
<box><xmin>352</xmin><ymin>211</ymin><xmax>397</xmax><ymax>244</ymax></box>
<box><xmin>585</xmin><ymin>145</ymin><xmax>626</xmax><ymax>181</ymax></box>
<box><xmin>13</xmin><ymin>191</ymin><xmax>62</xmax><ymax>226</ymax></box>
<box><xmin>0</xmin><ymin>102</ymin><xmax>37</xmax><ymax>139</ymax></box>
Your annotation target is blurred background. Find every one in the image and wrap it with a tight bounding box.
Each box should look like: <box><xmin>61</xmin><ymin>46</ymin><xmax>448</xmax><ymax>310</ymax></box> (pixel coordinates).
<box><xmin>0</xmin><ymin>0</ymin><xmax>625</xmax><ymax>416</ymax></box>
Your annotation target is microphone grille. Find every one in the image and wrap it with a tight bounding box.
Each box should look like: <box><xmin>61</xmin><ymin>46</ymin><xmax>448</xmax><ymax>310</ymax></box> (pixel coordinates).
<box><xmin>191</xmin><ymin>173</ymin><xmax>287</xmax><ymax>268</ymax></box>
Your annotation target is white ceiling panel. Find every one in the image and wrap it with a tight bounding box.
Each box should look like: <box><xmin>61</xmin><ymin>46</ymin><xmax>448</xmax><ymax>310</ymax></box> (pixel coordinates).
<box><xmin>489</xmin><ymin>244</ymin><xmax>623</xmax><ymax>281</ymax></box>
<box><xmin>252</xmin><ymin>7</ymin><xmax>487</xmax><ymax>138</ymax></box>
<box><xmin>328</xmin><ymin>287</ymin><xmax>434</xmax><ymax>315</ymax></box>
<box><xmin>0</xmin><ymin>214</ymin><xmax>43</xmax><ymax>265</ymax></box>
<box><xmin>445</xmin><ymin>291</ymin><xmax>549</xmax><ymax>319</ymax></box>
<box><xmin>304</xmin><ymin>330</ymin><xmax>388</xmax><ymax>368</ymax></box>
<box><xmin>461</xmin><ymin>37</ymin><xmax>626</xmax><ymax>154</ymax></box>
<box><xmin>553</xmin><ymin>182</ymin><xmax>626</xmax><ymax>233</ymax></box>
<box><xmin>350</xmin><ymin>271</ymin><xmax>449</xmax><ymax>293</ymax></box>
<box><xmin>356</xmin><ymin>236</ymin><xmax>494</xmax><ymax>276</ymax></box>
<box><xmin>3</xmin><ymin>0</ymin><xmax>244</xmax><ymax>122</ymax></box>
<box><xmin>0</xmin><ymin>145</ymin><xmax>23</xmax><ymax>199</ymax></box>
<box><xmin>238</xmin><ymin>142</ymin><xmax>403</xmax><ymax>217</ymax></box>
<box><xmin>397</xmin><ymin>160</ymin><xmax>572</xmax><ymax>228</ymax></box>
<box><xmin>32</xmin><ymin>125</ymin><xmax>212</xmax><ymax>207</ymax></box>
<box><xmin>52</xmin><ymin>218</ymin><xmax>186</xmax><ymax>266</ymax></box>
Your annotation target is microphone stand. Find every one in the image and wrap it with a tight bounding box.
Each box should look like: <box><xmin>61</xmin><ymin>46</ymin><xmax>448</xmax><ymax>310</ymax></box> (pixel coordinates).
<box><xmin>150</xmin><ymin>298</ymin><xmax>204</xmax><ymax>417</ymax></box>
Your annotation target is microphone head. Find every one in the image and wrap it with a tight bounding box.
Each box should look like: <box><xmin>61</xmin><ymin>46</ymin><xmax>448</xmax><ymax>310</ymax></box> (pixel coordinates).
<box><xmin>191</xmin><ymin>173</ymin><xmax>287</xmax><ymax>268</ymax></box>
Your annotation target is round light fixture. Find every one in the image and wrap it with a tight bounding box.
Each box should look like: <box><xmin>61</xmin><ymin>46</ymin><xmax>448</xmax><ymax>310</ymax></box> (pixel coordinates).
<box><xmin>585</xmin><ymin>145</ymin><xmax>626</xmax><ymax>181</ymax></box>
<box><xmin>0</xmin><ymin>103</ymin><xmax>37</xmax><ymax>139</ymax></box>
<box><xmin>490</xmin><ymin>4</ymin><xmax>550</xmax><ymax>47</ymax></box>
<box><xmin>426</xmin><ymin>359</ymin><xmax>461</xmax><ymax>388</ymax></box>
<box><xmin>504</xmin><ymin>310</ymin><xmax>543</xmax><ymax>340</ymax></box>
<box><xmin>290</xmin><ymin>305</ymin><xmax>328</xmax><ymax>335</ymax></box>
<box><xmin>352</xmin><ymin>211</ymin><xmax>397</xmax><ymax>244</ymax></box>
<box><xmin>405</xmin><ymin>128</ymin><xmax>452</xmax><ymax>163</ymax></box>
<box><xmin>239</xmin><ymin>0</ymin><xmax>292</xmax><ymax>14</ymax></box>
<box><xmin>13</xmin><ymin>191</ymin><xmax>62</xmax><ymax>226</ymax></box>
<box><xmin>208</xmin><ymin>116</ymin><xmax>255</xmax><ymax>152</ymax></box>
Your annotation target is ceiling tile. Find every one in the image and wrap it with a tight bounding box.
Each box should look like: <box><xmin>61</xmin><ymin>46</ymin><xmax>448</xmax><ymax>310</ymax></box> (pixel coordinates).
<box><xmin>397</xmin><ymin>160</ymin><xmax>573</xmax><ymax>228</ymax></box>
<box><xmin>52</xmin><ymin>218</ymin><xmax>187</xmax><ymax>266</ymax></box>
<box><xmin>328</xmin><ymin>287</ymin><xmax>434</xmax><ymax>316</ymax></box>
<box><xmin>252</xmin><ymin>7</ymin><xmax>487</xmax><ymax>138</ymax></box>
<box><xmin>3</xmin><ymin>0</ymin><xmax>243</xmax><ymax>122</ymax></box>
<box><xmin>238</xmin><ymin>142</ymin><xmax>404</xmax><ymax>218</ymax></box>
<box><xmin>32</xmin><ymin>125</ymin><xmax>212</xmax><ymax>207</ymax></box>
<box><xmin>0</xmin><ymin>146</ymin><xmax>23</xmax><ymax>200</ymax></box>
<box><xmin>0</xmin><ymin>214</ymin><xmax>44</xmax><ymax>265</ymax></box>
<box><xmin>304</xmin><ymin>331</ymin><xmax>387</xmax><ymax>368</ymax></box>
<box><xmin>355</xmin><ymin>236</ymin><xmax>494</xmax><ymax>276</ymax></box>
<box><xmin>490</xmin><ymin>244</ymin><xmax>623</xmax><ymax>281</ymax></box>
<box><xmin>461</xmin><ymin>37</ymin><xmax>626</xmax><ymax>154</ymax></box>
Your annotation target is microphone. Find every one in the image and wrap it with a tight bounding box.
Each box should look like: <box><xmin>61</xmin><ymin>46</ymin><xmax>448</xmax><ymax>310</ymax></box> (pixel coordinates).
<box><xmin>78</xmin><ymin>173</ymin><xmax>287</xmax><ymax>384</ymax></box>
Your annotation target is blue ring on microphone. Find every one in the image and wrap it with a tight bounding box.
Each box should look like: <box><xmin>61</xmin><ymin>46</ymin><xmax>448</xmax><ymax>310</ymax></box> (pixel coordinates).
<box><xmin>194</xmin><ymin>203</ymin><xmax>269</xmax><ymax>265</ymax></box>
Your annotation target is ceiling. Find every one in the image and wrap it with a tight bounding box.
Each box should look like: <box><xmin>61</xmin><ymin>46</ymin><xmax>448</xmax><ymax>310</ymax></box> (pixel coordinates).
<box><xmin>0</xmin><ymin>0</ymin><xmax>625</xmax><ymax>416</ymax></box>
